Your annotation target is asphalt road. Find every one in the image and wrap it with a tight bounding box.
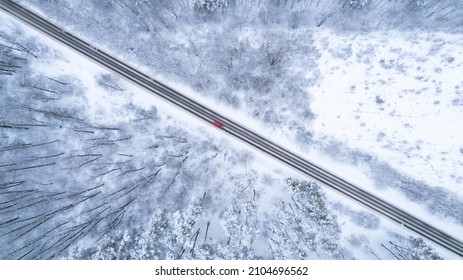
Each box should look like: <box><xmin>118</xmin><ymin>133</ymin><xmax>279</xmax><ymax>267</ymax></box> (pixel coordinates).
<box><xmin>1</xmin><ymin>0</ymin><xmax>462</xmax><ymax>257</ymax></box>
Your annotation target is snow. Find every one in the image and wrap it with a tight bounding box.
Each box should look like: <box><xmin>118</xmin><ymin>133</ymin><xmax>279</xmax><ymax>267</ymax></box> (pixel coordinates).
<box><xmin>310</xmin><ymin>30</ymin><xmax>463</xmax><ymax>196</ymax></box>
<box><xmin>146</xmin><ymin>73</ymin><xmax>463</xmax><ymax>258</ymax></box>
<box><xmin>154</xmin><ymin>29</ymin><xmax>463</xmax><ymax>255</ymax></box>
<box><xmin>1</xmin><ymin>3</ymin><xmax>461</xmax><ymax>259</ymax></box>
<box><xmin>152</xmin><ymin>35</ymin><xmax>463</xmax><ymax>253</ymax></box>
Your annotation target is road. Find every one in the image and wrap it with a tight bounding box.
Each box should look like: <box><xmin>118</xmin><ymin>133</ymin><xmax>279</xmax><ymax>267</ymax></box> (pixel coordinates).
<box><xmin>1</xmin><ymin>0</ymin><xmax>462</xmax><ymax>257</ymax></box>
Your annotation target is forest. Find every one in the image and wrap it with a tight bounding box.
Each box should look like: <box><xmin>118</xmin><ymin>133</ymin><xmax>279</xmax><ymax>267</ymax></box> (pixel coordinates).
<box><xmin>1</xmin><ymin>0</ymin><xmax>461</xmax><ymax>259</ymax></box>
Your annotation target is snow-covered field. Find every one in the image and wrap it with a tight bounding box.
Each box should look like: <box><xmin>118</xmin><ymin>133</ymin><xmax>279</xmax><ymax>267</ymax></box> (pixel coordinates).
<box><xmin>311</xmin><ymin>30</ymin><xmax>463</xmax><ymax>195</ymax></box>
<box><xmin>1</xmin><ymin>1</ymin><xmax>462</xmax><ymax>259</ymax></box>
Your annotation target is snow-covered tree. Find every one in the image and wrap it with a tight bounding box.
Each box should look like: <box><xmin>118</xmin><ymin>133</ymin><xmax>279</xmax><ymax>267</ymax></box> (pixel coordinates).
<box><xmin>382</xmin><ymin>233</ymin><xmax>442</xmax><ymax>260</ymax></box>
<box><xmin>69</xmin><ymin>200</ymin><xmax>205</xmax><ymax>260</ymax></box>
<box><xmin>268</xmin><ymin>178</ymin><xmax>343</xmax><ymax>259</ymax></box>
<box><xmin>191</xmin><ymin>0</ymin><xmax>228</xmax><ymax>13</ymax></box>
<box><xmin>69</xmin><ymin>209</ymin><xmax>168</xmax><ymax>260</ymax></box>
<box><xmin>346</xmin><ymin>0</ymin><xmax>370</xmax><ymax>8</ymax></box>
<box><xmin>416</xmin><ymin>0</ymin><xmax>427</xmax><ymax>6</ymax></box>
<box><xmin>170</xmin><ymin>200</ymin><xmax>204</xmax><ymax>258</ymax></box>
<box><xmin>137</xmin><ymin>209</ymin><xmax>169</xmax><ymax>259</ymax></box>
<box><xmin>352</xmin><ymin>0</ymin><xmax>369</xmax><ymax>6</ymax></box>
<box><xmin>219</xmin><ymin>173</ymin><xmax>259</xmax><ymax>259</ymax></box>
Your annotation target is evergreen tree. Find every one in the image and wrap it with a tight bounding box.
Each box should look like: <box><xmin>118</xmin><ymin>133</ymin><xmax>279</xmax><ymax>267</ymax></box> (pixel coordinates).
<box><xmin>346</xmin><ymin>0</ymin><xmax>370</xmax><ymax>8</ymax></box>
<box><xmin>416</xmin><ymin>0</ymin><xmax>428</xmax><ymax>6</ymax></box>
<box><xmin>191</xmin><ymin>0</ymin><xmax>228</xmax><ymax>13</ymax></box>
<box><xmin>220</xmin><ymin>175</ymin><xmax>259</xmax><ymax>259</ymax></box>
<box><xmin>383</xmin><ymin>233</ymin><xmax>443</xmax><ymax>260</ymax></box>
<box><xmin>268</xmin><ymin>178</ymin><xmax>343</xmax><ymax>259</ymax></box>
<box><xmin>69</xmin><ymin>200</ymin><xmax>204</xmax><ymax>259</ymax></box>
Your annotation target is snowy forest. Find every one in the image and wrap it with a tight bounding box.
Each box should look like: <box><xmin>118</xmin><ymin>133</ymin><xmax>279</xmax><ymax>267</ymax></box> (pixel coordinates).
<box><xmin>1</xmin><ymin>0</ymin><xmax>462</xmax><ymax>259</ymax></box>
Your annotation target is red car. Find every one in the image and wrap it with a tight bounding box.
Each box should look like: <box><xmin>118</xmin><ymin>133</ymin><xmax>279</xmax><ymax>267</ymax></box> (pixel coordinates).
<box><xmin>213</xmin><ymin>120</ymin><xmax>224</xmax><ymax>129</ymax></box>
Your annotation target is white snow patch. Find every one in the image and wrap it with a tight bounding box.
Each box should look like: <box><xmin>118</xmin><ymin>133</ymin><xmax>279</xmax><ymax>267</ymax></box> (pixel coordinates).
<box><xmin>310</xmin><ymin>30</ymin><xmax>463</xmax><ymax>196</ymax></box>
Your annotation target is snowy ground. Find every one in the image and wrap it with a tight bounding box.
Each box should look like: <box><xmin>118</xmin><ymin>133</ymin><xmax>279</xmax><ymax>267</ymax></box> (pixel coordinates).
<box><xmin>1</xmin><ymin>3</ymin><xmax>461</xmax><ymax>259</ymax></box>
<box><xmin>311</xmin><ymin>30</ymin><xmax>463</xmax><ymax>196</ymax></box>
<box><xmin>124</xmin><ymin>24</ymin><xmax>463</xmax><ymax>238</ymax></box>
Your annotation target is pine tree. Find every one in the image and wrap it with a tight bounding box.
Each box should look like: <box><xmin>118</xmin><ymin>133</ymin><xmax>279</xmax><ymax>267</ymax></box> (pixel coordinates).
<box><xmin>191</xmin><ymin>0</ymin><xmax>228</xmax><ymax>13</ymax></box>
<box><xmin>219</xmin><ymin>175</ymin><xmax>259</xmax><ymax>259</ymax></box>
<box><xmin>383</xmin><ymin>233</ymin><xmax>443</xmax><ymax>260</ymax></box>
<box><xmin>171</xmin><ymin>200</ymin><xmax>204</xmax><ymax>258</ymax></box>
<box><xmin>416</xmin><ymin>0</ymin><xmax>428</xmax><ymax>7</ymax></box>
<box><xmin>268</xmin><ymin>179</ymin><xmax>343</xmax><ymax>259</ymax></box>
<box><xmin>68</xmin><ymin>201</ymin><xmax>205</xmax><ymax>259</ymax></box>
<box><xmin>346</xmin><ymin>0</ymin><xmax>370</xmax><ymax>8</ymax></box>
